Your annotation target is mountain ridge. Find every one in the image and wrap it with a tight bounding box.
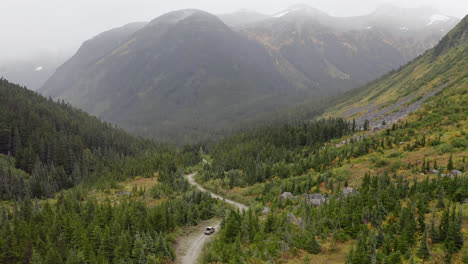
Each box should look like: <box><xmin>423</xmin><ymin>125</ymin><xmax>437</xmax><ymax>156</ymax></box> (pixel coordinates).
<box><xmin>40</xmin><ymin>7</ymin><xmax>460</xmax><ymax>143</ymax></box>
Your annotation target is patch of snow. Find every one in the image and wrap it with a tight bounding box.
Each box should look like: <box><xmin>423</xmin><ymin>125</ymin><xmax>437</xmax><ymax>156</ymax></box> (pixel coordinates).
<box><xmin>427</xmin><ymin>14</ymin><xmax>450</xmax><ymax>25</ymax></box>
<box><xmin>273</xmin><ymin>9</ymin><xmax>290</xmax><ymax>18</ymax></box>
<box><xmin>272</xmin><ymin>4</ymin><xmax>315</xmax><ymax>18</ymax></box>
<box><xmin>399</xmin><ymin>26</ymin><xmax>409</xmax><ymax>30</ymax></box>
<box><xmin>34</xmin><ymin>66</ymin><xmax>43</xmax><ymax>71</ymax></box>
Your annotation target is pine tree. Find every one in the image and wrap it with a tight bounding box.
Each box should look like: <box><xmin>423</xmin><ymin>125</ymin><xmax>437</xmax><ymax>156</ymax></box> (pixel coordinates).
<box><xmin>447</xmin><ymin>154</ymin><xmax>453</xmax><ymax>171</ymax></box>
<box><xmin>30</xmin><ymin>249</ymin><xmax>43</xmax><ymax>264</ymax></box>
<box><xmin>437</xmin><ymin>188</ymin><xmax>446</xmax><ymax>209</ymax></box>
<box><xmin>439</xmin><ymin>209</ymin><xmax>450</xmax><ymax>242</ymax></box>
<box><xmin>363</xmin><ymin>120</ymin><xmax>369</xmax><ymax>131</ymax></box>
<box><xmin>444</xmin><ymin>210</ymin><xmax>464</xmax><ymax>255</ymax></box>
<box><xmin>304</xmin><ymin>232</ymin><xmax>321</xmax><ymax>254</ymax></box>
<box><xmin>12</xmin><ymin>127</ymin><xmax>22</xmax><ymax>156</ymax></box>
<box><xmin>417</xmin><ymin>226</ymin><xmax>430</xmax><ymax>260</ymax></box>
<box><xmin>44</xmin><ymin>248</ymin><xmax>63</xmax><ymax>264</ymax></box>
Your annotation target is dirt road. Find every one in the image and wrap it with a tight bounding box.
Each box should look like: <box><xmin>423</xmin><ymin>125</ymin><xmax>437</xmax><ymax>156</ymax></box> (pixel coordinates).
<box><xmin>177</xmin><ymin>219</ymin><xmax>220</xmax><ymax>264</ymax></box>
<box><xmin>186</xmin><ymin>173</ymin><xmax>248</xmax><ymax>211</ymax></box>
<box><xmin>176</xmin><ymin>173</ymin><xmax>248</xmax><ymax>264</ymax></box>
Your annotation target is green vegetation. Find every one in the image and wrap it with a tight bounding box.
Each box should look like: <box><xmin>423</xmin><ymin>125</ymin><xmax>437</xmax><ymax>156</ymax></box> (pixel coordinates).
<box><xmin>200</xmin><ymin>118</ymin><xmax>352</xmax><ymax>187</ymax></box>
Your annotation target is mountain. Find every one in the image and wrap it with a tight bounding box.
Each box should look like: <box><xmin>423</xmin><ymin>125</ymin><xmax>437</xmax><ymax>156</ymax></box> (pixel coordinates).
<box><xmin>41</xmin><ymin>10</ymin><xmax>294</xmax><ymax>142</ymax></box>
<box><xmin>41</xmin><ymin>7</ymin><xmax>459</xmax><ymax>143</ymax></box>
<box><xmin>239</xmin><ymin>4</ymin><xmax>459</xmax><ymax>91</ymax></box>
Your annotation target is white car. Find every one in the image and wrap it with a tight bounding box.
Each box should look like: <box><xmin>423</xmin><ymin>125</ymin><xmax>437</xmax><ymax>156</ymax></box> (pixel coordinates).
<box><xmin>204</xmin><ymin>227</ymin><xmax>215</xmax><ymax>235</ymax></box>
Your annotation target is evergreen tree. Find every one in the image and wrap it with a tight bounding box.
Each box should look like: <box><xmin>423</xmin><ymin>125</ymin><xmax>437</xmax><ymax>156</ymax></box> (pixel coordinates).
<box><xmin>305</xmin><ymin>233</ymin><xmax>322</xmax><ymax>254</ymax></box>
<box><xmin>30</xmin><ymin>249</ymin><xmax>43</xmax><ymax>264</ymax></box>
<box><xmin>447</xmin><ymin>154</ymin><xmax>454</xmax><ymax>171</ymax></box>
<box><xmin>363</xmin><ymin>120</ymin><xmax>369</xmax><ymax>131</ymax></box>
<box><xmin>417</xmin><ymin>226</ymin><xmax>431</xmax><ymax>260</ymax></box>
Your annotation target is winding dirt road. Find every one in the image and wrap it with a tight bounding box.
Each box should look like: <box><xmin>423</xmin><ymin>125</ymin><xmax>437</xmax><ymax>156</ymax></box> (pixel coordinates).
<box><xmin>186</xmin><ymin>173</ymin><xmax>248</xmax><ymax>211</ymax></box>
<box><xmin>176</xmin><ymin>173</ymin><xmax>248</xmax><ymax>264</ymax></box>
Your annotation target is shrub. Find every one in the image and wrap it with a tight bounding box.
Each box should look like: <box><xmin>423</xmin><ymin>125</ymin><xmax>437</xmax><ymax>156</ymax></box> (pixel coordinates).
<box><xmin>387</xmin><ymin>151</ymin><xmax>403</xmax><ymax>158</ymax></box>
<box><xmin>451</xmin><ymin>137</ymin><xmax>468</xmax><ymax>149</ymax></box>
<box><xmin>331</xmin><ymin>167</ymin><xmax>352</xmax><ymax>181</ymax></box>
<box><xmin>389</xmin><ymin>160</ymin><xmax>404</xmax><ymax>172</ymax></box>
<box><xmin>436</xmin><ymin>143</ymin><xmax>453</xmax><ymax>154</ymax></box>
<box><xmin>370</xmin><ymin>155</ymin><xmax>388</xmax><ymax>168</ymax></box>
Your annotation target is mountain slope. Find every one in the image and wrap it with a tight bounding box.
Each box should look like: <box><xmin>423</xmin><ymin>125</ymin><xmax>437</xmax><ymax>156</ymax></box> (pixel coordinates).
<box><xmin>0</xmin><ymin>78</ymin><xmax>158</xmax><ymax>199</ymax></box>
<box><xmin>41</xmin><ymin>8</ymin><xmax>459</xmax><ymax>143</ymax></box>
<box><xmin>41</xmin><ymin>22</ymin><xmax>146</xmax><ymax>96</ymax></box>
<box><xmin>321</xmin><ymin>15</ymin><xmax>467</xmax><ymax>127</ymax></box>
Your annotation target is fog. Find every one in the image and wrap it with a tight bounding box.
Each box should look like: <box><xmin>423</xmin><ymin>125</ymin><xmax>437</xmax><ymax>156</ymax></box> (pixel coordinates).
<box><xmin>1</xmin><ymin>0</ymin><xmax>467</xmax><ymax>61</ymax></box>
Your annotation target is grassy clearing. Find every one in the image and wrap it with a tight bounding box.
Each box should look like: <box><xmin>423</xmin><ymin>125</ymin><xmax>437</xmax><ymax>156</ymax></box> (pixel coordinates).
<box><xmin>87</xmin><ymin>173</ymin><xmax>166</xmax><ymax>206</ymax></box>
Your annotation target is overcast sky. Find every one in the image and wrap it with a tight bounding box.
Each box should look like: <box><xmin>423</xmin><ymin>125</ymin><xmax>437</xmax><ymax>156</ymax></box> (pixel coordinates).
<box><xmin>1</xmin><ymin>0</ymin><xmax>467</xmax><ymax>61</ymax></box>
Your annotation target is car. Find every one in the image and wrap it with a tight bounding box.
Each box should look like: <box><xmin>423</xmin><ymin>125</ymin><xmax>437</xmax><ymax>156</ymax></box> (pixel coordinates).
<box><xmin>204</xmin><ymin>227</ymin><xmax>215</xmax><ymax>235</ymax></box>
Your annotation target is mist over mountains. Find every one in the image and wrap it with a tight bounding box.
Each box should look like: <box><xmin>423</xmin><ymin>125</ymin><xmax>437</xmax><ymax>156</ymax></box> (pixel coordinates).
<box><xmin>40</xmin><ymin>4</ymin><xmax>459</xmax><ymax>143</ymax></box>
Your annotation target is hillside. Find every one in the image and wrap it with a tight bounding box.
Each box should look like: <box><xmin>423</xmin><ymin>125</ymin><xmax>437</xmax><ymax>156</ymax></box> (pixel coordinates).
<box><xmin>195</xmin><ymin>16</ymin><xmax>468</xmax><ymax>263</ymax></box>
<box><xmin>40</xmin><ymin>7</ymin><xmax>457</xmax><ymax>143</ymax></box>
<box><xmin>0</xmin><ymin>78</ymin><xmax>222</xmax><ymax>263</ymax></box>
<box><xmin>0</xmin><ymin>78</ymin><xmax>163</xmax><ymax>200</ymax></box>
<box><xmin>321</xmin><ymin>15</ymin><xmax>467</xmax><ymax>129</ymax></box>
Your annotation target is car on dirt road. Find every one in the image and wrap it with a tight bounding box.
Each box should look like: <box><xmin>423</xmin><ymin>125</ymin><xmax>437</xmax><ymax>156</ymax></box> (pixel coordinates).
<box><xmin>204</xmin><ymin>227</ymin><xmax>215</xmax><ymax>235</ymax></box>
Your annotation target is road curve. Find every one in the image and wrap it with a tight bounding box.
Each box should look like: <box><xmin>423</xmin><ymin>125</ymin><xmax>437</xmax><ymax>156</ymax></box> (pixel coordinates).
<box><xmin>186</xmin><ymin>173</ymin><xmax>249</xmax><ymax>211</ymax></box>
<box><xmin>177</xmin><ymin>173</ymin><xmax>248</xmax><ymax>264</ymax></box>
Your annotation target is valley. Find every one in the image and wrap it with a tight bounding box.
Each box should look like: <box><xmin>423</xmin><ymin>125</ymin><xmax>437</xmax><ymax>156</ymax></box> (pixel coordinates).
<box><xmin>0</xmin><ymin>3</ymin><xmax>467</xmax><ymax>264</ymax></box>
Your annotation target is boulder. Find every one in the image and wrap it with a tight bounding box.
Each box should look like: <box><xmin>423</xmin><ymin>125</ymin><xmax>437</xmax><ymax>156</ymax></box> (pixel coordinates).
<box><xmin>309</xmin><ymin>199</ymin><xmax>324</xmax><ymax>206</ymax></box>
<box><xmin>280</xmin><ymin>241</ymin><xmax>290</xmax><ymax>252</ymax></box>
<box><xmin>279</xmin><ymin>192</ymin><xmax>294</xmax><ymax>200</ymax></box>
<box><xmin>262</xmin><ymin>207</ymin><xmax>270</xmax><ymax>214</ymax></box>
<box><xmin>287</xmin><ymin>212</ymin><xmax>296</xmax><ymax>222</ymax></box>
<box><xmin>304</xmin><ymin>193</ymin><xmax>325</xmax><ymax>206</ymax></box>
<box><xmin>309</xmin><ymin>194</ymin><xmax>323</xmax><ymax>200</ymax></box>
<box><xmin>451</xmin><ymin>170</ymin><xmax>462</xmax><ymax>176</ymax></box>
<box><xmin>428</xmin><ymin>169</ymin><xmax>439</xmax><ymax>175</ymax></box>
<box><xmin>342</xmin><ymin>187</ymin><xmax>355</xmax><ymax>197</ymax></box>
<box><xmin>117</xmin><ymin>190</ymin><xmax>131</xmax><ymax>196</ymax></box>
